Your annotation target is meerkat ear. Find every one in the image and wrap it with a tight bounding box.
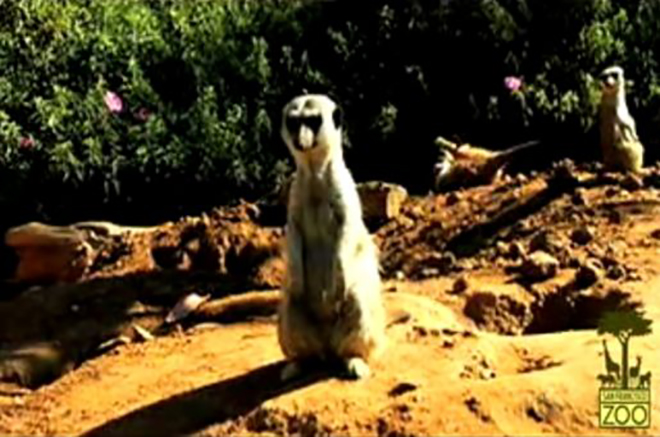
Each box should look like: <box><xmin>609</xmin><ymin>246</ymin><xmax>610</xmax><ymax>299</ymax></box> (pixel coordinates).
<box><xmin>332</xmin><ymin>106</ymin><xmax>343</xmax><ymax>129</ymax></box>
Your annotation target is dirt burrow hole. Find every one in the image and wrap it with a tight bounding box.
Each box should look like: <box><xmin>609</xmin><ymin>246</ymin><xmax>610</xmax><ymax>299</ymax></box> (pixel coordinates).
<box><xmin>463</xmin><ymin>286</ymin><xmax>637</xmax><ymax>336</ymax></box>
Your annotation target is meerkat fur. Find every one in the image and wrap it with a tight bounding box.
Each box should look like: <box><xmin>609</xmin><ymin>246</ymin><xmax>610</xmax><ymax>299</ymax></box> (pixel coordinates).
<box><xmin>598</xmin><ymin>66</ymin><xmax>644</xmax><ymax>173</ymax></box>
<box><xmin>278</xmin><ymin>94</ymin><xmax>386</xmax><ymax>381</ymax></box>
<box><xmin>433</xmin><ymin>137</ymin><xmax>539</xmax><ymax>190</ymax></box>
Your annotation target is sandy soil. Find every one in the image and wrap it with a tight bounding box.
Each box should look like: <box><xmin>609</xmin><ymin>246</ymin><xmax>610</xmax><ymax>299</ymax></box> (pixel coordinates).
<box><xmin>1</xmin><ymin>161</ymin><xmax>660</xmax><ymax>436</ymax></box>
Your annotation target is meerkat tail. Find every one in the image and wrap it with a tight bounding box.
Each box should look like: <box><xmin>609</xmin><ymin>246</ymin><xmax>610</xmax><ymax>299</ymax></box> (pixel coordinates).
<box><xmin>194</xmin><ymin>289</ymin><xmax>408</xmax><ymax>328</ymax></box>
<box><xmin>488</xmin><ymin>139</ymin><xmax>541</xmax><ymax>167</ymax></box>
<box><xmin>495</xmin><ymin>140</ymin><xmax>541</xmax><ymax>158</ymax></box>
<box><xmin>194</xmin><ymin>290</ymin><xmax>281</xmax><ymax>323</ymax></box>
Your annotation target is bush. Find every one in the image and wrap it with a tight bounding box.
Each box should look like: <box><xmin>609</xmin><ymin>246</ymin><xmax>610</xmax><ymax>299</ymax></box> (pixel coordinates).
<box><xmin>0</xmin><ymin>0</ymin><xmax>309</xmax><ymax>227</ymax></box>
<box><xmin>1</xmin><ymin>0</ymin><xmax>660</xmax><ymax>229</ymax></box>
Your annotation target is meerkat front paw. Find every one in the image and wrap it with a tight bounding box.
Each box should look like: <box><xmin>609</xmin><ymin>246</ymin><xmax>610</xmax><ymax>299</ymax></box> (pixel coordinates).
<box><xmin>344</xmin><ymin>357</ymin><xmax>370</xmax><ymax>380</ymax></box>
<box><xmin>280</xmin><ymin>361</ymin><xmax>302</xmax><ymax>382</ymax></box>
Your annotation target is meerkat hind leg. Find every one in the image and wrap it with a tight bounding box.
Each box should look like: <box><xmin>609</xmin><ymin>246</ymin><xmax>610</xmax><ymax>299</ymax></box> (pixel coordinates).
<box><xmin>280</xmin><ymin>356</ymin><xmax>332</xmax><ymax>382</ymax></box>
<box><xmin>277</xmin><ymin>301</ymin><xmax>327</xmax><ymax>382</ymax></box>
<box><xmin>331</xmin><ymin>300</ymin><xmax>385</xmax><ymax>380</ymax></box>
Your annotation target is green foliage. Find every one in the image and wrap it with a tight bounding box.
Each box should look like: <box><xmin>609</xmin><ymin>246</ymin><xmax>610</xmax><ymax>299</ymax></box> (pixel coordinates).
<box><xmin>1</xmin><ymin>0</ymin><xmax>660</xmax><ymax>227</ymax></box>
<box><xmin>598</xmin><ymin>309</ymin><xmax>653</xmax><ymax>340</ymax></box>
<box><xmin>0</xmin><ymin>0</ymin><xmax>307</xmax><ymax>225</ymax></box>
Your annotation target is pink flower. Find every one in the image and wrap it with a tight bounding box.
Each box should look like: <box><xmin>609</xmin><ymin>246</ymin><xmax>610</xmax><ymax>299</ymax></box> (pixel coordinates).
<box><xmin>504</xmin><ymin>76</ymin><xmax>522</xmax><ymax>92</ymax></box>
<box><xmin>104</xmin><ymin>91</ymin><xmax>123</xmax><ymax>113</ymax></box>
<box><xmin>135</xmin><ymin>107</ymin><xmax>151</xmax><ymax>122</ymax></box>
<box><xmin>19</xmin><ymin>136</ymin><xmax>34</xmax><ymax>150</ymax></box>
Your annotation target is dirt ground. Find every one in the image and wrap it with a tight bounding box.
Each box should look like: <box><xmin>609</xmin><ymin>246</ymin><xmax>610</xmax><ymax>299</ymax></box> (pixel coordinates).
<box><xmin>1</xmin><ymin>161</ymin><xmax>660</xmax><ymax>436</ymax></box>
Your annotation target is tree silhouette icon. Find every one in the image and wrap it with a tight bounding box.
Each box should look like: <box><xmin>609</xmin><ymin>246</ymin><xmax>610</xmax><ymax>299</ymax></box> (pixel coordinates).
<box><xmin>598</xmin><ymin>309</ymin><xmax>652</xmax><ymax>389</ymax></box>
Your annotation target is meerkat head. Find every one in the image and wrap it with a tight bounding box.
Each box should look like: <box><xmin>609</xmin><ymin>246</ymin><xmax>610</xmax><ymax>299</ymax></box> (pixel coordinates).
<box><xmin>281</xmin><ymin>94</ymin><xmax>343</xmax><ymax>164</ymax></box>
<box><xmin>599</xmin><ymin>66</ymin><xmax>625</xmax><ymax>98</ymax></box>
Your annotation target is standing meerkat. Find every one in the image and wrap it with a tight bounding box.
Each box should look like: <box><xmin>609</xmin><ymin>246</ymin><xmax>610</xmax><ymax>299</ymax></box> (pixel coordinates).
<box><xmin>598</xmin><ymin>66</ymin><xmax>644</xmax><ymax>173</ymax></box>
<box><xmin>277</xmin><ymin>94</ymin><xmax>386</xmax><ymax>381</ymax></box>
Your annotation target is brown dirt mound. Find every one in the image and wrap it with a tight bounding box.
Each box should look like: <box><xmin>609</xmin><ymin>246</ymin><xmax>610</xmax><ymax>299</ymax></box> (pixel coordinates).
<box><xmin>2</xmin><ymin>162</ymin><xmax>660</xmax><ymax>435</ymax></box>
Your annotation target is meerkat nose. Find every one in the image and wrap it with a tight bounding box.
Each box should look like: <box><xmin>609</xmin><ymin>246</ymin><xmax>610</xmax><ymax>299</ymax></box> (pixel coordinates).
<box><xmin>298</xmin><ymin>126</ymin><xmax>315</xmax><ymax>149</ymax></box>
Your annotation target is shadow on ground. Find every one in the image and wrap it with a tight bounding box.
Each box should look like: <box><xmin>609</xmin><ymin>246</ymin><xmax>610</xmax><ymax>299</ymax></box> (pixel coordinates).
<box><xmin>81</xmin><ymin>360</ymin><xmax>331</xmax><ymax>437</ymax></box>
<box><xmin>0</xmin><ymin>270</ymin><xmax>270</xmax><ymax>388</ymax></box>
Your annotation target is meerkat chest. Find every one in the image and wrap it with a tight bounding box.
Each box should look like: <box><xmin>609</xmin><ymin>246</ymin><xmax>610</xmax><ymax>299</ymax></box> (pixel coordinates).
<box><xmin>600</xmin><ymin>107</ymin><xmax>618</xmax><ymax>139</ymax></box>
<box><xmin>296</xmin><ymin>179</ymin><xmax>345</xmax><ymax>244</ymax></box>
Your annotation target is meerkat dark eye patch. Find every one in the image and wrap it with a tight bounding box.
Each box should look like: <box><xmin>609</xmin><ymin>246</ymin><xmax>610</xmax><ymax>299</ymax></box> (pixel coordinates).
<box><xmin>600</xmin><ymin>72</ymin><xmax>619</xmax><ymax>82</ymax></box>
<box><xmin>332</xmin><ymin>107</ymin><xmax>343</xmax><ymax>129</ymax></box>
<box><xmin>285</xmin><ymin>114</ymin><xmax>323</xmax><ymax>135</ymax></box>
<box><xmin>286</xmin><ymin>115</ymin><xmax>302</xmax><ymax>134</ymax></box>
<box><xmin>302</xmin><ymin>115</ymin><xmax>322</xmax><ymax>134</ymax></box>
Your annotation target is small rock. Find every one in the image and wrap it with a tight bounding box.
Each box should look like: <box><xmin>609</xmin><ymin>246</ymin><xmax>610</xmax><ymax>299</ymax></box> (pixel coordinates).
<box><xmin>200</xmin><ymin>212</ymin><xmax>211</xmax><ymax>227</ymax></box>
<box><xmin>571</xmin><ymin>189</ymin><xmax>588</xmax><ymax>206</ymax></box>
<box><xmin>480</xmin><ymin>368</ymin><xmax>496</xmax><ymax>380</ymax></box>
<box><xmin>549</xmin><ymin>159</ymin><xmax>579</xmax><ymax>186</ymax></box>
<box><xmin>621</xmin><ymin>173</ymin><xmax>644</xmax><ymax>191</ymax></box>
<box><xmin>442</xmin><ymin>338</ymin><xmax>455</xmax><ymax>348</ymax></box>
<box><xmin>567</xmin><ymin>255</ymin><xmax>582</xmax><ymax>269</ymax></box>
<box><xmin>570</xmin><ymin>226</ymin><xmax>594</xmax><ymax>245</ymax></box>
<box><xmin>388</xmin><ymin>382</ymin><xmax>418</xmax><ymax>397</ymax></box>
<box><xmin>413</xmin><ymin>325</ymin><xmax>428</xmax><ymax>337</ymax></box>
<box><xmin>608</xmin><ymin>209</ymin><xmax>624</xmax><ymax>224</ymax></box>
<box><xmin>496</xmin><ymin>241</ymin><xmax>509</xmax><ymax>256</ymax></box>
<box><xmin>419</xmin><ymin>267</ymin><xmax>440</xmax><ymax>278</ymax></box>
<box><xmin>446</xmin><ymin>192</ymin><xmax>461</xmax><ymax>206</ymax></box>
<box><xmin>650</xmin><ymin>229</ymin><xmax>660</xmax><ymax>240</ymax></box>
<box><xmin>520</xmin><ymin>251</ymin><xmax>559</xmax><ymax>282</ymax></box>
<box><xmin>575</xmin><ymin>259</ymin><xmax>603</xmax><ymax>288</ymax></box>
<box><xmin>455</xmin><ymin>258</ymin><xmax>475</xmax><ymax>271</ymax></box>
<box><xmin>184</xmin><ymin>238</ymin><xmax>201</xmax><ymax>254</ymax></box>
<box><xmin>465</xmin><ymin>396</ymin><xmax>492</xmax><ymax>422</ymax></box>
<box><xmin>426</xmin><ymin>252</ymin><xmax>456</xmax><ymax>273</ymax></box>
<box><xmin>529</xmin><ymin>231</ymin><xmax>565</xmax><ymax>256</ymax></box>
<box><xmin>605</xmin><ymin>187</ymin><xmax>620</xmax><ymax>197</ymax></box>
<box><xmin>507</xmin><ymin>241</ymin><xmax>526</xmax><ymax>260</ymax></box>
<box><xmin>376</xmin><ymin>418</ymin><xmax>388</xmax><ymax>436</ymax></box>
<box><xmin>451</xmin><ymin>276</ymin><xmax>469</xmax><ymax>294</ymax></box>
<box><xmin>606</xmin><ymin>264</ymin><xmax>626</xmax><ymax>280</ymax></box>
<box><xmin>601</xmin><ymin>254</ymin><xmax>619</xmax><ymax>268</ymax></box>
<box><xmin>407</xmin><ymin>205</ymin><xmax>425</xmax><ymax>219</ymax></box>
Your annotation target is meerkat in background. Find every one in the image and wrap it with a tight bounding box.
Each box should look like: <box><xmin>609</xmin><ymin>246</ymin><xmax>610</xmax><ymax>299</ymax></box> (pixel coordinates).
<box><xmin>599</xmin><ymin>66</ymin><xmax>645</xmax><ymax>173</ymax></box>
<box><xmin>278</xmin><ymin>94</ymin><xmax>386</xmax><ymax>381</ymax></box>
<box><xmin>433</xmin><ymin>136</ymin><xmax>540</xmax><ymax>191</ymax></box>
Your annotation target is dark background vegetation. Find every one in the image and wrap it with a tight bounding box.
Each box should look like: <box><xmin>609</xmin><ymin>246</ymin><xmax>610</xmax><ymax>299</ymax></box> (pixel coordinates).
<box><xmin>1</xmin><ymin>0</ymin><xmax>660</xmax><ymax>232</ymax></box>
